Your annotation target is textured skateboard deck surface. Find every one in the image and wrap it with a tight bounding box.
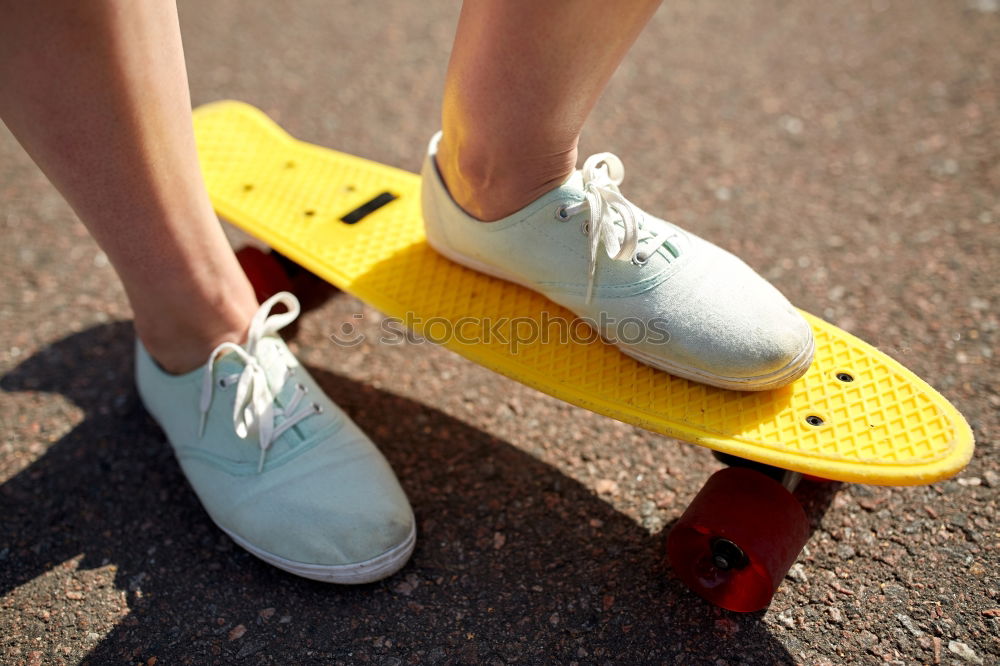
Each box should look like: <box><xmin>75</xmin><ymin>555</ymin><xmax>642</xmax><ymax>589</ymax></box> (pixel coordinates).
<box><xmin>193</xmin><ymin>101</ymin><xmax>974</xmax><ymax>485</ymax></box>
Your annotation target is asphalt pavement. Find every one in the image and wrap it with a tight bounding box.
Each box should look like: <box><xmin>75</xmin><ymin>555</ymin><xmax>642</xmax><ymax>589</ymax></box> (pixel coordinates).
<box><xmin>1</xmin><ymin>1</ymin><xmax>997</xmax><ymax>664</ymax></box>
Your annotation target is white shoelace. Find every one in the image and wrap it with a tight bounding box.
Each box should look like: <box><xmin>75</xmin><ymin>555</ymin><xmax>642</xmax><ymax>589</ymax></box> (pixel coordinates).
<box><xmin>557</xmin><ymin>153</ymin><xmax>681</xmax><ymax>303</ymax></box>
<box><xmin>198</xmin><ymin>292</ymin><xmax>320</xmax><ymax>472</ymax></box>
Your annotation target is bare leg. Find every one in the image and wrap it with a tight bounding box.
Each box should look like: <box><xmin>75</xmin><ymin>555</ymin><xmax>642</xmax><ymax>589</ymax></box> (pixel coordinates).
<box><xmin>0</xmin><ymin>0</ymin><xmax>257</xmax><ymax>374</ymax></box>
<box><xmin>436</xmin><ymin>0</ymin><xmax>662</xmax><ymax>221</ymax></box>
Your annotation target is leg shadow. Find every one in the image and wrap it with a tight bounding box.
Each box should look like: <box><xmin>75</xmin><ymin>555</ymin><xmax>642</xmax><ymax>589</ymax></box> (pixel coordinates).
<box><xmin>1</xmin><ymin>323</ymin><xmax>797</xmax><ymax>664</ymax></box>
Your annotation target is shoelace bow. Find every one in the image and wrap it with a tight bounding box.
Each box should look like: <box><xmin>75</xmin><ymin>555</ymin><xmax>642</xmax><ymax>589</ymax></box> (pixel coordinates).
<box><xmin>558</xmin><ymin>153</ymin><xmax>680</xmax><ymax>303</ymax></box>
<box><xmin>198</xmin><ymin>292</ymin><xmax>319</xmax><ymax>472</ymax></box>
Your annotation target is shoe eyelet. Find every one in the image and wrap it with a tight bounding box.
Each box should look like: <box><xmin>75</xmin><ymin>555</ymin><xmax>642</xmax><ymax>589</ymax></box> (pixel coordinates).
<box><xmin>296</xmin><ymin>383</ymin><xmax>306</xmax><ymax>392</ymax></box>
<box><xmin>217</xmin><ymin>378</ymin><xmax>228</xmax><ymax>389</ymax></box>
<box><xmin>632</xmin><ymin>251</ymin><xmax>650</xmax><ymax>266</ymax></box>
<box><xmin>555</xmin><ymin>205</ymin><xmax>571</xmax><ymax>221</ymax></box>
<box><xmin>580</xmin><ymin>220</ymin><xmax>590</xmax><ymax>235</ymax></box>
<box><xmin>313</xmin><ymin>403</ymin><xmax>323</xmax><ymax>414</ymax></box>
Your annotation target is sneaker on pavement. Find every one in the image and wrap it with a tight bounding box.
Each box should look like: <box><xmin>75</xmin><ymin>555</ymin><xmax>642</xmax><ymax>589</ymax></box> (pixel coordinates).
<box><xmin>421</xmin><ymin>133</ymin><xmax>814</xmax><ymax>391</ymax></box>
<box><xmin>136</xmin><ymin>292</ymin><xmax>415</xmax><ymax>583</ymax></box>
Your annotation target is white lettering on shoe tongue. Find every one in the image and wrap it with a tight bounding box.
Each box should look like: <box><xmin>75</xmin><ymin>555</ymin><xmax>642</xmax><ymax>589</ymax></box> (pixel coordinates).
<box><xmin>197</xmin><ymin>292</ymin><xmax>318</xmax><ymax>473</ymax></box>
<box><xmin>559</xmin><ymin>153</ymin><xmax>682</xmax><ymax>302</ymax></box>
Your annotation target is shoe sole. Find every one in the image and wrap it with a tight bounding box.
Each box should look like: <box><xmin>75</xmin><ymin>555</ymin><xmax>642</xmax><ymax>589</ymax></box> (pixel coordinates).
<box><xmin>425</xmin><ymin>235</ymin><xmax>814</xmax><ymax>391</ymax></box>
<box><xmin>219</xmin><ymin>522</ymin><xmax>417</xmax><ymax>584</ymax></box>
<box><xmin>617</xmin><ymin>332</ymin><xmax>815</xmax><ymax>391</ymax></box>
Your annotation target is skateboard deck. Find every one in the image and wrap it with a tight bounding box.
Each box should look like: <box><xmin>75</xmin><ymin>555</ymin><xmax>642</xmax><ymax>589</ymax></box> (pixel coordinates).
<box><xmin>192</xmin><ymin>101</ymin><xmax>973</xmax><ymax>487</ymax></box>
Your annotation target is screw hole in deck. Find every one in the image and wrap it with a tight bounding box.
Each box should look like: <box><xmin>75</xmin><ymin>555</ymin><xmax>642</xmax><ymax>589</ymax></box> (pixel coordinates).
<box><xmin>285</xmin><ymin>161</ymin><xmax>296</xmax><ymax>169</ymax></box>
<box><xmin>304</xmin><ymin>209</ymin><xmax>315</xmax><ymax>217</ymax></box>
<box><xmin>805</xmin><ymin>415</ymin><xmax>825</xmax><ymax>427</ymax></box>
<box><xmin>836</xmin><ymin>372</ymin><xmax>854</xmax><ymax>382</ymax></box>
<box><xmin>243</xmin><ymin>184</ymin><xmax>254</xmax><ymax>192</ymax></box>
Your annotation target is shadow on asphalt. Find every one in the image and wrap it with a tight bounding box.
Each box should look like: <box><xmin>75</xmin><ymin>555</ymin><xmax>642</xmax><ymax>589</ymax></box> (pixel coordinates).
<box><xmin>2</xmin><ymin>323</ymin><xmax>797</xmax><ymax>663</ymax></box>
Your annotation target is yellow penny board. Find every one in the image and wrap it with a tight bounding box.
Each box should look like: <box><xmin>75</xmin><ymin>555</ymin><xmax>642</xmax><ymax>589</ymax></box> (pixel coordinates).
<box><xmin>193</xmin><ymin>101</ymin><xmax>974</xmax><ymax>486</ymax></box>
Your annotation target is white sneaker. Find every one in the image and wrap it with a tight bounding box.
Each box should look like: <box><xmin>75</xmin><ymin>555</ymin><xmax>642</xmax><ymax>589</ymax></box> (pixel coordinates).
<box><xmin>421</xmin><ymin>133</ymin><xmax>814</xmax><ymax>390</ymax></box>
<box><xmin>136</xmin><ymin>292</ymin><xmax>415</xmax><ymax>582</ymax></box>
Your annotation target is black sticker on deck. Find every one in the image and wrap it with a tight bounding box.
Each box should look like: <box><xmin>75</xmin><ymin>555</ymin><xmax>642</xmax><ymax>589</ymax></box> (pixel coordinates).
<box><xmin>340</xmin><ymin>192</ymin><xmax>398</xmax><ymax>224</ymax></box>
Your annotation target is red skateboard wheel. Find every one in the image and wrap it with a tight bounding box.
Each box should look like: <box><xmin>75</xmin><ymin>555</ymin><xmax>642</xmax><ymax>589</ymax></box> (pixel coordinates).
<box><xmin>235</xmin><ymin>246</ymin><xmax>294</xmax><ymax>304</ymax></box>
<box><xmin>666</xmin><ymin>466</ymin><xmax>810</xmax><ymax>612</ymax></box>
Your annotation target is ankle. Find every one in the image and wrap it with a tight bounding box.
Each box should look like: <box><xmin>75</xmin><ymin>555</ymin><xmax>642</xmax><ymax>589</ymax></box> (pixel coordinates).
<box><xmin>435</xmin><ymin>134</ymin><xmax>577</xmax><ymax>221</ymax></box>
<box><xmin>132</xmin><ymin>284</ymin><xmax>259</xmax><ymax>375</ymax></box>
